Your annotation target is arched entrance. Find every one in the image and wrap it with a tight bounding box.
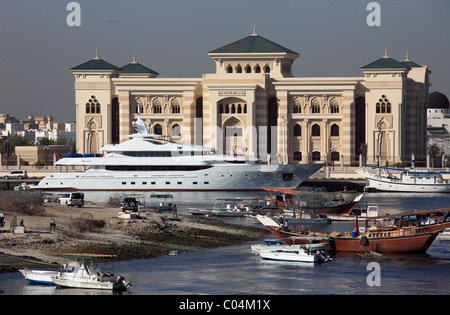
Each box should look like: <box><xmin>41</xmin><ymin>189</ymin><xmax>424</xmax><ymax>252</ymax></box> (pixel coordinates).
<box><xmin>111</xmin><ymin>97</ymin><xmax>119</xmax><ymax>144</ymax></box>
<box><xmin>267</xmin><ymin>97</ymin><xmax>278</xmax><ymax>154</ymax></box>
<box><xmin>354</xmin><ymin>96</ymin><xmax>365</xmax><ymax>160</ymax></box>
<box><xmin>223</xmin><ymin>117</ymin><xmax>244</xmax><ymax>156</ymax></box>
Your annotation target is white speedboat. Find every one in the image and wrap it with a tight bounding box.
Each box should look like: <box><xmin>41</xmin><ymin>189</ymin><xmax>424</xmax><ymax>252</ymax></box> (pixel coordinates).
<box><xmin>437</xmin><ymin>228</ymin><xmax>450</xmax><ymax>240</ymax></box>
<box><xmin>32</xmin><ymin>112</ymin><xmax>323</xmax><ymax>196</ymax></box>
<box><xmin>52</xmin><ymin>261</ymin><xmax>131</xmax><ymax>291</ymax></box>
<box><xmin>275</xmin><ymin>212</ymin><xmax>332</xmax><ymax>226</ymax></box>
<box><xmin>251</xmin><ymin>243</ymin><xmax>328</xmax><ymax>253</ymax></box>
<box><xmin>195</xmin><ymin>198</ymin><xmax>253</xmax><ymax>217</ymax></box>
<box><xmin>258</xmin><ymin>248</ymin><xmax>322</xmax><ymax>263</ymax></box>
<box><xmin>20</xmin><ymin>262</ymin><xmax>83</xmax><ymax>285</ymax></box>
<box><xmin>356</xmin><ymin>165</ymin><xmax>450</xmax><ymax>193</ymax></box>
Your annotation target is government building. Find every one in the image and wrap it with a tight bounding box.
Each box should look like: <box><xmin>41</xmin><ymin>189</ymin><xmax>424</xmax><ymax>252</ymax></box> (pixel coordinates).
<box><xmin>71</xmin><ymin>30</ymin><xmax>430</xmax><ymax>166</ymax></box>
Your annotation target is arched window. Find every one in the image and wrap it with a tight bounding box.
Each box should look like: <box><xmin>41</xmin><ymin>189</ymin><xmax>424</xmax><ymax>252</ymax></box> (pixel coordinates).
<box><xmin>153</xmin><ymin>100</ymin><xmax>162</xmax><ymax>113</ymax></box>
<box><xmin>225</xmin><ymin>104</ymin><xmax>230</xmax><ymax>114</ymax></box>
<box><xmin>172</xmin><ymin>124</ymin><xmax>181</xmax><ymax>137</ymax></box>
<box><xmin>311</xmin><ymin>98</ymin><xmax>320</xmax><ymax>113</ymax></box>
<box><xmin>264</xmin><ymin>65</ymin><xmax>270</xmax><ymax>73</ymax></box>
<box><xmin>154</xmin><ymin>124</ymin><xmax>162</xmax><ymax>135</ymax></box>
<box><xmin>245</xmin><ymin>66</ymin><xmax>252</xmax><ymax>73</ymax></box>
<box><xmin>231</xmin><ymin>104</ymin><xmax>236</xmax><ymax>114</ymax></box>
<box><xmin>311</xmin><ymin>124</ymin><xmax>320</xmax><ymax>137</ymax></box>
<box><xmin>377</xmin><ymin>95</ymin><xmax>391</xmax><ymax>113</ymax></box>
<box><xmin>293</xmin><ymin>124</ymin><xmax>301</xmax><ymax>137</ymax></box>
<box><xmin>219</xmin><ymin>104</ymin><xmax>224</xmax><ymax>114</ymax></box>
<box><xmin>330</xmin><ymin>98</ymin><xmax>339</xmax><ymax>113</ymax></box>
<box><xmin>293</xmin><ymin>98</ymin><xmax>301</xmax><ymax>113</ymax></box>
<box><xmin>86</xmin><ymin>95</ymin><xmax>100</xmax><ymax>114</ymax></box>
<box><xmin>236</xmin><ymin>65</ymin><xmax>242</xmax><ymax>73</ymax></box>
<box><xmin>312</xmin><ymin>151</ymin><xmax>321</xmax><ymax>161</ymax></box>
<box><xmin>243</xmin><ymin>104</ymin><xmax>247</xmax><ymax>114</ymax></box>
<box><xmin>293</xmin><ymin>151</ymin><xmax>302</xmax><ymax>161</ymax></box>
<box><xmin>255</xmin><ymin>65</ymin><xmax>261</xmax><ymax>73</ymax></box>
<box><xmin>227</xmin><ymin>65</ymin><xmax>233</xmax><ymax>73</ymax></box>
<box><xmin>330</xmin><ymin>124</ymin><xmax>339</xmax><ymax>137</ymax></box>
<box><xmin>171</xmin><ymin>99</ymin><xmax>180</xmax><ymax>114</ymax></box>
<box><xmin>237</xmin><ymin>104</ymin><xmax>242</xmax><ymax>114</ymax></box>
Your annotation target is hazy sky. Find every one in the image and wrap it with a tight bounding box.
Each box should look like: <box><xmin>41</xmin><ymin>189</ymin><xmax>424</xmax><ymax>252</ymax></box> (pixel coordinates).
<box><xmin>0</xmin><ymin>0</ymin><xmax>449</xmax><ymax>122</ymax></box>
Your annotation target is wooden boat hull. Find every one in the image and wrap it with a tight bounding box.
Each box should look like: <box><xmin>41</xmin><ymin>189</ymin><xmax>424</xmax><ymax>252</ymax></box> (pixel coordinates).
<box><xmin>310</xmin><ymin>201</ymin><xmax>359</xmax><ymax>215</ymax></box>
<box><xmin>330</xmin><ymin>233</ymin><xmax>439</xmax><ymax>253</ymax></box>
<box><xmin>266</xmin><ymin>227</ymin><xmax>440</xmax><ymax>253</ymax></box>
<box><xmin>257</xmin><ymin>212</ymin><xmax>450</xmax><ymax>253</ymax></box>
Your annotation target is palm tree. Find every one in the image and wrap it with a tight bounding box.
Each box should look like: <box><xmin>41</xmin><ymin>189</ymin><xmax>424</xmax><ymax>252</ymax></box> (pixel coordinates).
<box><xmin>428</xmin><ymin>143</ymin><xmax>440</xmax><ymax>169</ymax></box>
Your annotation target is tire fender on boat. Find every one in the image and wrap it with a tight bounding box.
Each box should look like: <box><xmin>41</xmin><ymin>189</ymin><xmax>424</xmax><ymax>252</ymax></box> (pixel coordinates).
<box><xmin>360</xmin><ymin>235</ymin><xmax>369</xmax><ymax>246</ymax></box>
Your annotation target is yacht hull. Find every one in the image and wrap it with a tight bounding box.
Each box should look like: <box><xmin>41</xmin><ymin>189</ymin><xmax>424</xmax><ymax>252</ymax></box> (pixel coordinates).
<box><xmin>34</xmin><ymin>163</ymin><xmax>323</xmax><ymax>193</ymax></box>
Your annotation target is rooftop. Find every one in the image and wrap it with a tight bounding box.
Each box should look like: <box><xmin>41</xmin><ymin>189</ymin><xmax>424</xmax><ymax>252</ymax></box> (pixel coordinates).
<box><xmin>71</xmin><ymin>51</ymin><xmax>121</xmax><ymax>71</ymax></box>
<box><xmin>209</xmin><ymin>31</ymin><xmax>299</xmax><ymax>55</ymax></box>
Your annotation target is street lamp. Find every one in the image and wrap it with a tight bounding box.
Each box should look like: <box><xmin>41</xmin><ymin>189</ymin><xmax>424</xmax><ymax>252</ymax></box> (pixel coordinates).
<box><xmin>331</xmin><ymin>147</ymin><xmax>336</xmax><ymax>169</ymax></box>
<box><xmin>281</xmin><ymin>117</ymin><xmax>288</xmax><ymax>164</ymax></box>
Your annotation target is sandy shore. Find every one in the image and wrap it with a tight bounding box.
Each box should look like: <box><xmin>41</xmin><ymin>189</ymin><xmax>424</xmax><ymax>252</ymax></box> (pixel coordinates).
<box><xmin>0</xmin><ymin>198</ymin><xmax>267</xmax><ymax>273</ymax></box>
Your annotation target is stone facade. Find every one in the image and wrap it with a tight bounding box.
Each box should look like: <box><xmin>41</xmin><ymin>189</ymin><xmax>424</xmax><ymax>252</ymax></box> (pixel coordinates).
<box><xmin>71</xmin><ymin>33</ymin><xmax>430</xmax><ymax>166</ymax></box>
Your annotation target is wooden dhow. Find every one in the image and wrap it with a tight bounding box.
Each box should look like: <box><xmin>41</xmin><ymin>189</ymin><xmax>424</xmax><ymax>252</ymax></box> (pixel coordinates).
<box><xmin>256</xmin><ymin>208</ymin><xmax>450</xmax><ymax>253</ymax></box>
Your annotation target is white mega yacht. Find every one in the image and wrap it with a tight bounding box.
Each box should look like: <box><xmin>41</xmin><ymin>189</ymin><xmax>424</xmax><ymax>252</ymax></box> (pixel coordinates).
<box><xmin>34</xmin><ymin>113</ymin><xmax>323</xmax><ymax>194</ymax></box>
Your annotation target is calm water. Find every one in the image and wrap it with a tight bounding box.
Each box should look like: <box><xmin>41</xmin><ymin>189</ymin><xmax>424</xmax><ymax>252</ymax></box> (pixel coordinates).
<box><xmin>1</xmin><ymin>191</ymin><xmax>450</xmax><ymax>295</ymax></box>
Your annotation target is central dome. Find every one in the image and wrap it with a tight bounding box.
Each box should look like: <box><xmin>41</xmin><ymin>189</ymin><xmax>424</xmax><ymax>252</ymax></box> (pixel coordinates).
<box><xmin>429</xmin><ymin>91</ymin><xmax>450</xmax><ymax>109</ymax></box>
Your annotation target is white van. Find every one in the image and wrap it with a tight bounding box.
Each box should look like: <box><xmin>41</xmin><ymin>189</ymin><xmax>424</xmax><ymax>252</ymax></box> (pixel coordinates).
<box><xmin>58</xmin><ymin>192</ymin><xmax>84</xmax><ymax>207</ymax></box>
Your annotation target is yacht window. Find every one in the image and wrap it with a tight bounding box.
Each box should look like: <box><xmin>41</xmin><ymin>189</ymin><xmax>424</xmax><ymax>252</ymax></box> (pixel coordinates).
<box><xmin>204</xmin><ymin>182</ymin><xmax>209</xmax><ymax>184</ymax></box>
<box><xmin>151</xmin><ymin>182</ymin><xmax>156</xmax><ymax>185</ymax></box>
<box><xmin>123</xmin><ymin>151</ymin><xmax>172</xmax><ymax>157</ymax></box>
<box><xmin>166</xmin><ymin>182</ymin><xmax>170</xmax><ymax>185</ymax></box>
<box><xmin>142</xmin><ymin>182</ymin><xmax>147</xmax><ymax>185</ymax></box>
<box><xmin>105</xmin><ymin>165</ymin><xmax>212</xmax><ymax>171</ymax></box>
<box><xmin>122</xmin><ymin>182</ymin><xmax>126</xmax><ymax>185</ymax></box>
<box><xmin>144</xmin><ymin>140</ymin><xmax>164</xmax><ymax>145</ymax></box>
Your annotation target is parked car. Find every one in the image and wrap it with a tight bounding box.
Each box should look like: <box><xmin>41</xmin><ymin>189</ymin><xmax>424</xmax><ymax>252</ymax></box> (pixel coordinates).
<box><xmin>121</xmin><ymin>197</ymin><xmax>139</xmax><ymax>211</ymax></box>
<box><xmin>58</xmin><ymin>192</ymin><xmax>84</xmax><ymax>207</ymax></box>
<box><xmin>4</xmin><ymin>170</ymin><xmax>28</xmax><ymax>179</ymax></box>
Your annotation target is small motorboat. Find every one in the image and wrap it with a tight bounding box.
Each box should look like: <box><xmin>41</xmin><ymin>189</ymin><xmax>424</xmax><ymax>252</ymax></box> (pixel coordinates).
<box><xmin>257</xmin><ymin>247</ymin><xmax>331</xmax><ymax>263</ymax></box>
<box><xmin>52</xmin><ymin>254</ymin><xmax>131</xmax><ymax>291</ymax></box>
<box><xmin>437</xmin><ymin>228</ymin><xmax>450</xmax><ymax>240</ymax></box>
<box><xmin>53</xmin><ymin>262</ymin><xmax>131</xmax><ymax>291</ymax></box>
<box><xmin>20</xmin><ymin>261</ymin><xmax>83</xmax><ymax>285</ymax></box>
<box><xmin>251</xmin><ymin>242</ymin><xmax>328</xmax><ymax>253</ymax></box>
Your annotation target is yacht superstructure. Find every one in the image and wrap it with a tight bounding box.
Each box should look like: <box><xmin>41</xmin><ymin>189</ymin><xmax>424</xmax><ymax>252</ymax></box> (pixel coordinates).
<box><xmin>34</xmin><ymin>108</ymin><xmax>323</xmax><ymax>194</ymax></box>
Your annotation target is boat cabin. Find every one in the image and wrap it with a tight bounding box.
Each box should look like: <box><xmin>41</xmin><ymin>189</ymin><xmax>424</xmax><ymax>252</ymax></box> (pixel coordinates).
<box><xmin>400</xmin><ymin>170</ymin><xmax>446</xmax><ymax>185</ymax></box>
